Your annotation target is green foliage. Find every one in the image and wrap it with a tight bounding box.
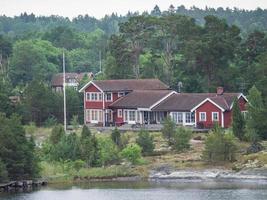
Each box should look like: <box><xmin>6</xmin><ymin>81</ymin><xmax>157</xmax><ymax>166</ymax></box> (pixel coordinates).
<box><xmin>50</xmin><ymin>124</ymin><xmax>65</xmax><ymax>145</ymax></box>
<box><xmin>10</xmin><ymin>39</ymin><xmax>61</xmax><ymax>85</ymax></box>
<box><xmin>203</xmin><ymin>128</ymin><xmax>237</xmax><ymax>162</ymax></box>
<box><xmin>98</xmin><ymin>137</ymin><xmax>119</xmax><ymax>166</ymax></box>
<box><xmin>0</xmin><ymin>158</ymin><xmax>8</xmax><ymax>183</ymax></box>
<box><xmin>173</xmin><ymin>127</ymin><xmax>192</xmax><ymax>152</ymax></box>
<box><xmin>44</xmin><ymin>116</ymin><xmax>58</xmax><ymax>127</ymax></box>
<box><xmin>72</xmin><ymin>160</ymin><xmax>86</xmax><ymax>172</ymax></box>
<box><xmin>70</xmin><ymin>115</ymin><xmax>79</xmax><ymax>130</ymax></box>
<box><xmin>246</xmin><ymin>86</ymin><xmax>267</xmax><ymax>140</ymax></box>
<box><xmin>232</xmin><ymin>98</ymin><xmax>245</xmax><ymax>141</ymax></box>
<box><xmin>111</xmin><ymin>127</ymin><xmax>121</xmax><ymax>147</ymax></box>
<box><xmin>136</xmin><ymin>129</ymin><xmax>155</xmax><ymax>154</ymax></box>
<box><xmin>24</xmin><ymin>122</ymin><xmax>37</xmax><ymax>135</ymax></box>
<box><xmin>0</xmin><ymin>113</ymin><xmax>39</xmax><ymax>180</ymax></box>
<box><xmin>162</xmin><ymin>116</ymin><xmax>176</xmax><ymax>145</ymax></box>
<box><xmin>121</xmin><ymin>144</ymin><xmax>142</xmax><ymax>164</ymax></box>
<box><xmin>81</xmin><ymin>125</ymin><xmax>91</xmax><ymax>139</ymax></box>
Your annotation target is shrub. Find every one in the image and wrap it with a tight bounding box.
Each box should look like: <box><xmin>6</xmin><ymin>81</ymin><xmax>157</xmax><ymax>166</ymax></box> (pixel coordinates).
<box><xmin>70</xmin><ymin>115</ymin><xmax>79</xmax><ymax>130</ymax></box>
<box><xmin>44</xmin><ymin>116</ymin><xmax>58</xmax><ymax>127</ymax></box>
<box><xmin>81</xmin><ymin>125</ymin><xmax>91</xmax><ymax>139</ymax></box>
<box><xmin>203</xmin><ymin>128</ymin><xmax>237</xmax><ymax>162</ymax></box>
<box><xmin>24</xmin><ymin>122</ymin><xmax>37</xmax><ymax>135</ymax></box>
<box><xmin>173</xmin><ymin>127</ymin><xmax>192</xmax><ymax>152</ymax></box>
<box><xmin>136</xmin><ymin>129</ymin><xmax>155</xmax><ymax>154</ymax></box>
<box><xmin>73</xmin><ymin>160</ymin><xmax>86</xmax><ymax>172</ymax></box>
<box><xmin>121</xmin><ymin>144</ymin><xmax>142</xmax><ymax>164</ymax></box>
<box><xmin>0</xmin><ymin>159</ymin><xmax>8</xmax><ymax>183</ymax></box>
<box><xmin>50</xmin><ymin>124</ymin><xmax>65</xmax><ymax>145</ymax></box>
<box><xmin>111</xmin><ymin>127</ymin><xmax>121</xmax><ymax>147</ymax></box>
<box><xmin>161</xmin><ymin>116</ymin><xmax>176</xmax><ymax>145</ymax></box>
<box><xmin>98</xmin><ymin>137</ymin><xmax>119</xmax><ymax>166</ymax></box>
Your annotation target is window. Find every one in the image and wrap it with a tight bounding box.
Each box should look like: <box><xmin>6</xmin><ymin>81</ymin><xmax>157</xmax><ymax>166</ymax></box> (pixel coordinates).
<box><xmin>191</xmin><ymin>112</ymin><xmax>195</xmax><ymax>123</ymax></box>
<box><xmin>199</xmin><ymin>112</ymin><xmax>206</xmax><ymax>121</ymax></box>
<box><xmin>118</xmin><ymin>92</ymin><xmax>125</xmax><ymax>97</ymax></box>
<box><xmin>185</xmin><ymin>112</ymin><xmax>191</xmax><ymax>123</ymax></box>
<box><xmin>177</xmin><ymin>113</ymin><xmax>183</xmax><ymax>123</ymax></box>
<box><xmin>172</xmin><ymin>112</ymin><xmax>183</xmax><ymax>124</ymax></box>
<box><xmin>118</xmin><ymin>109</ymin><xmax>123</xmax><ymax>118</ymax></box>
<box><xmin>212</xmin><ymin>112</ymin><xmax>219</xmax><ymax>121</ymax></box>
<box><xmin>86</xmin><ymin>109</ymin><xmax>90</xmax><ymax>121</ymax></box>
<box><xmin>98</xmin><ymin>93</ymin><xmax>103</xmax><ymax>100</ymax></box>
<box><xmin>86</xmin><ymin>92</ymin><xmax>102</xmax><ymax>101</ymax></box>
<box><xmin>105</xmin><ymin>92</ymin><xmax>112</xmax><ymax>101</ymax></box>
<box><xmin>124</xmin><ymin>110</ymin><xmax>128</xmax><ymax>121</ymax></box>
<box><xmin>99</xmin><ymin>110</ymin><xmax>103</xmax><ymax>122</ymax></box>
<box><xmin>91</xmin><ymin>93</ymin><xmax>98</xmax><ymax>101</ymax></box>
<box><xmin>129</xmin><ymin>110</ymin><xmax>136</xmax><ymax>121</ymax></box>
<box><xmin>241</xmin><ymin>111</ymin><xmax>248</xmax><ymax>119</ymax></box>
<box><xmin>91</xmin><ymin>110</ymin><xmax>98</xmax><ymax>121</ymax></box>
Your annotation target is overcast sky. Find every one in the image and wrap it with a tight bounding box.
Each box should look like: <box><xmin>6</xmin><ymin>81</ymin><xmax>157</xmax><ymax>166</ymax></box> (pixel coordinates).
<box><xmin>1</xmin><ymin>0</ymin><xmax>267</xmax><ymax>19</ymax></box>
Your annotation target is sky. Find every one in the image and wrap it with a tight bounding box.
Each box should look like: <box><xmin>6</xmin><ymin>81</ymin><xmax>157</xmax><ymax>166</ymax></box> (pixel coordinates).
<box><xmin>1</xmin><ymin>0</ymin><xmax>267</xmax><ymax>19</ymax></box>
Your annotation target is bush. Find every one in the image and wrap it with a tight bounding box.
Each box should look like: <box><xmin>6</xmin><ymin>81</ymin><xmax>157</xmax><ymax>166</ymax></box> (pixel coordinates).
<box><xmin>136</xmin><ymin>130</ymin><xmax>155</xmax><ymax>154</ymax></box>
<box><xmin>44</xmin><ymin>116</ymin><xmax>58</xmax><ymax>127</ymax></box>
<box><xmin>203</xmin><ymin>128</ymin><xmax>237</xmax><ymax>162</ymax></box>
<box><xmin>24</xmin><ymin>122</ymin><xmax>37</xmax><ymax>135</ymax></box>
<box><xmin>173</xmin><ymin>127</ymin><xmax>192</xmax><ymax>152</ymax></box>
<box><xmin>0</xmin><ymin>159</ymin><xmax>8</xmax><ymax>183</ymax></box>
<box><xmin>161</xmin><ymin>116</ymin><xmax>176</xmax><ymax>145</ymax></box>
<box><xmin>70</xmin><ymin>115</ymin><xmax>79</xmax><ymax>130</ymax></box>
<box><xmin>111</xmin><ymin>127</ymin><xmax>121</xmax><ymax>147</ymax></box>
<box><xmin>121</xmin><ymin>144</ymin><xmax>142</xmax><ymax>164</ymax></box>
<box><xmin>50</xmin><ymin>124</ymin><xmax>65</xmax><ymax>145</ymax></box>
<box><xmin>73</xmin><ymin>160</ymin><xmax>86</xmax><ymax>172</ymax></box>
<box><xmin>98</xmin><ymin>137</ymin><xmax>119</xmax><ymax>166</ymax></box>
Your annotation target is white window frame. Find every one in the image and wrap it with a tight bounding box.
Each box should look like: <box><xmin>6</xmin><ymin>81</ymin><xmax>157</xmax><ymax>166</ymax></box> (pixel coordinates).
<box><xmin>105</xmin><ymin>92</ymin><xmax>113</xmax><ymax>102</ymax></box>
<box><xmin>212</xmin><ymin>112</ymin><xmax>219</xmax><ymax>122</ymax></box>
<box><xmin>118</xmin><ymin>92</ymin><xmax>125</xmax><ymax>98</ymax></box>
<box><xmin>117</xmin><ymin>109</ymin><xmax>123</xmax><ymax>118</ymax></box>
<box><xmin>199</xmin><ymin>112</ymin><xmax>206</xmax><ymax>122</ymax></box>
<box><xmin>86</xmin><ymin>92</ymin><xmax>102</xmax><ymax>101</ymax></box>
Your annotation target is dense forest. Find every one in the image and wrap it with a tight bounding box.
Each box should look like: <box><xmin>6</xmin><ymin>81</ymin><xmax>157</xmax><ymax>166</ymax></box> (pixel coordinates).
<box><xmin>0</xmin><ymin>5</ymin><xmax>267</xmax><ymax>125</ymax></box>
<box><xmin>1</xmin><ymin>4</ymin><xmax>267</xmax><ymax>182</ymax></box>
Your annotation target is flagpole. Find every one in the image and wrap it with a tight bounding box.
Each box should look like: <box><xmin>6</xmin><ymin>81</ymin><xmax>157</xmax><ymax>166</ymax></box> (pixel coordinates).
<box><xmin>63</xmin><ymin>51</ymin><xmax>67</xmax><ymax>132</ymax></box>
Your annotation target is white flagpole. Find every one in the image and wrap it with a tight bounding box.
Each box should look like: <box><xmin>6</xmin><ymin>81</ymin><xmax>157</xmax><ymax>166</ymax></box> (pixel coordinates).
<box><xmin>63</xmin><ymin>51</ymin><xmax>67</xmax><ymax>132</ymax></box>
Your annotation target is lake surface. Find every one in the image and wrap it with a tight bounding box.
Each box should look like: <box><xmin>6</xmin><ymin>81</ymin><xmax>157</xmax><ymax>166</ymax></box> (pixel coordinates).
<box><xmin>1</xmin><ymin>180</ymin><xmax>267</xmax><ymax>200</ymax></box>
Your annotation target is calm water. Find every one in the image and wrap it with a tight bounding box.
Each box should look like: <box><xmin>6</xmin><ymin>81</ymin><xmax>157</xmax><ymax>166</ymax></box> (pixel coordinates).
<box><xmin>1</xmin><ymin>180</ymin><xmax>267</xmax><ymax>200</ymax></box>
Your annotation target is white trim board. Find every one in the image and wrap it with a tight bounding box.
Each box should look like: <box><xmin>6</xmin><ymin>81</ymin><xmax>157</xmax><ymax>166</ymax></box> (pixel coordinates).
<box><xmin>149</xmin><ymin>91</ymin><xmax>177</xmax><ymax>110</ymax></box>
<box><xmin>79</xmin><ymin>81</ymin><xmax>103</xmax><ymax>93</ymax></box>
<box><xmin>229</xmin><ymin>93</ymin><xmax>248</xmax><ymax>109</ymax></box>
<box><xmin>191</xmin><ymin>98</ymin><xmax>225</xmax><ymax>112</ymax></box>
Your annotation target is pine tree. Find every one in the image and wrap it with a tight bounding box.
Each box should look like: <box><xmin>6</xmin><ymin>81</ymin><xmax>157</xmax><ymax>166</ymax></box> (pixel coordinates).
<box><xmin>111</xmin><ymin>127</ymin><xmax>121</xmax><ymax>147</ymax></box>
<box><xmin>162</xmin><ymin>116</ymin><xmax>176</xmax><ymax>145</ymax></box>
<box><xmin>232</xmin><ymin>98</ymin><xmax>245</xmax><ymax>140</ymax></box>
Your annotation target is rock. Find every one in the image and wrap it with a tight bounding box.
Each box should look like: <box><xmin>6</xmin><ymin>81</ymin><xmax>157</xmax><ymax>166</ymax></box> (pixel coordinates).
<box><xmin>247</xmin><ymin>142</ymin><xmax>264</xmax><ymax>154</ymax></box>
<box><xmin>193</xmin><ymin>135</ymin><xmax>202</xmax><ymax>140</ymax></box>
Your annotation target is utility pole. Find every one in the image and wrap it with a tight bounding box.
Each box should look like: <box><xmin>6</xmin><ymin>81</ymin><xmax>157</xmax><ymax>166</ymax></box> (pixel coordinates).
<box><xmin>63</xmin><ymin>51</ymin><xmax>67</xmax><ymax>132</ymax></box>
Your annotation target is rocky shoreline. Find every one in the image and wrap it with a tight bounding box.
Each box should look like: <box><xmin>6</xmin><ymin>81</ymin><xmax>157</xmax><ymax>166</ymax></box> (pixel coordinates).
<box><xmin>0</xmin><ymin>180</ymin><xmax>47</xmax><ymax>192</ymax></box>
<box><xmin>149</xmin><ymin>167</ymin><xmax>267</xmax><ymax>182</ymax></box>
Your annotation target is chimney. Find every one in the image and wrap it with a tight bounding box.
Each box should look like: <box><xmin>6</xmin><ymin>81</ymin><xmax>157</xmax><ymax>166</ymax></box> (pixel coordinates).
<box><xmin>217</xmin><ymin>87</ymin><xmax>224</xmax><ymax>95</ymax></box>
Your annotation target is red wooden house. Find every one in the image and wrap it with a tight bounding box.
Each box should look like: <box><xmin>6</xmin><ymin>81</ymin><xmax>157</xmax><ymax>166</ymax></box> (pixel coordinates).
<box><xmin>78</xmin><ymin>79</ymin><xmax>169</xmax><ymax>126</ymax></box>
<box><xmin>80</xmin><ymin>79</ymin><xmax>248</xmax><ymax>129</ymax></box>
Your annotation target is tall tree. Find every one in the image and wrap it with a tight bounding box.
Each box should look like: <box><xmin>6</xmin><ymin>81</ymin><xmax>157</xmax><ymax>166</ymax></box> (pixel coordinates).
<box><xmin>232</xmin><ymin>98</ymin><xmax>245</xmax><ymax>140</ymax></box>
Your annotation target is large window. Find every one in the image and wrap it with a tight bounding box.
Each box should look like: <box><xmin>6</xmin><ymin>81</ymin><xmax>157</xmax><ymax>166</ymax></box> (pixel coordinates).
<box><xmin>86</xmin><ymin>109</ymin><xmax>103</xmax><ymax>122</ymax></box>
<box><xmin>172</xmin><ymin>112</ymin><xmax>183</xmax><ymax>124</ymax></box>
<box><xmin>199</xmin><ymin>112</ymin><xmax>206</xmax><ymax>121</ymax></box>
<box><xmin>105</xmin><ymin>92</ymin><xmax>113</xmax><ymax>101</ymax></box>
<box><xmin>86</xmin><ymin>92</ymin><xmax>102</xmax><ymax>101</ymax></box>
<box><xmin>212</xmin><ymin>112</ymin><xmax>219</xmax><ymax>121</ymax></box>
<box><xmin>118</xmin><ymin>109</ymin><xmax>123</xmax><ymax>118</ymax></box>
<box><xmin>129</xmin><ymin>110</ymin><xmax>136</xmax><ymax>121</ymax></box>
<box><xmin>185</xmin><ymin>112</ymin><xmax>195</xmax><ymax>123</ymax></box>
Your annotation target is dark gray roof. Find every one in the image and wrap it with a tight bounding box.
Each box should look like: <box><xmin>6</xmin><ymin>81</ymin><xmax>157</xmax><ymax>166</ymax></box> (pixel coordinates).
<box><xmin>93</xmin><ymin>79</ymin><xmax>169</xmax><ymax>92</ymax></box>
<box><xmin>152</xmin><ymin>93</ymin><xmax>242</xmax><ymax>111</ymax></box>
<box><xmin>109</xmin><ymin>90</ymin><xmax>173</xmax><ymax>109</ymax></box>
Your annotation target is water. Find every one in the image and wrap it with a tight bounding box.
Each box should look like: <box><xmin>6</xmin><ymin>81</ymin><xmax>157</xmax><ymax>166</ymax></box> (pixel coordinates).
<box><xmin>1</xmin><ymin>181</ymin><xmax>267</xmax><ymax>200</ymax></box>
